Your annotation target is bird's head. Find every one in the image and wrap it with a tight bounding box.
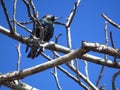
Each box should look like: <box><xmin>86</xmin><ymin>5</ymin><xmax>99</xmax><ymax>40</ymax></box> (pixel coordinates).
<box><xmin>42</xmin><ymin>15</ymin><xmax>60</xmax><ymax>24</ymax></box>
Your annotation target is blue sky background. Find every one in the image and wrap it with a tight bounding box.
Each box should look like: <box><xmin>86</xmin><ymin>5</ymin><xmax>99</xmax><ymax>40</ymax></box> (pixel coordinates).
<box><xmin>0</xmin><ymin>0</ymin><xmax>120</xmax><ymax>90</ymax></box>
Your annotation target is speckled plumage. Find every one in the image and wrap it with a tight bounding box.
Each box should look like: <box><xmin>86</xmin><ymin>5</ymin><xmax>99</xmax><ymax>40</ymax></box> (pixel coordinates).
<box><xmin>26</xmin><ymin>15</ymin><xmax>59</xmax><ymax>59</ymax></box>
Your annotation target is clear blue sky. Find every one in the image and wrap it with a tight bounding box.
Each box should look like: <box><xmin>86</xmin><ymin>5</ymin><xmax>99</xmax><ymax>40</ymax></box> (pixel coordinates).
<box><xmin>0</xmin><ymin>0</ymin><xmax>120</xmax><ymax>90</ymax></box>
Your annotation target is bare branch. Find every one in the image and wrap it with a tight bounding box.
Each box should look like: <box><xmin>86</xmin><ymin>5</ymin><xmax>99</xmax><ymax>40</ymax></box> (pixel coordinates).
<box><xmin>55</xmin><ymin>34</ymin><xmax>62</xmax><ymax>44</ymax></box>
<box><xmin>13</xmin><ymin>0</ymin><xmax>17</xmax><ymax>32</ymax></box>
<box><xmin>16</xmin><ymin>21</ymin><xmax>32</xmax><ymax>33</ymax></box>
<box><xmin>16</xmin><ymin>42</ymin><xmax>21</xmax><ymax>71</ymax></box>
<box><xmin>51</xmin><ymin>67</ymin><xmax>62</xmax><ymax>90</ymax></box>
<box><xmin>66</xmin><ymin>63</ymin><xmax>98</xmax><ymax>90</ymax></box>
<box><xmin>83</xmin><ymin>60</ymin><xmax>89</xmax><ymax>80</ymax></box>
<box><xmin>0</xmin><ymin>0</ymin><xmax>13</xmax><ymax>32</ymax></box>
<box><xmin>10</xmin><ymin>20</ymin><xmax>33</xmax><ymax>25</ymax></box>
<box><xmin>112</xmin><ymin>70</ymin><xmax>120</xmax><ymax>90</ymax></box>
<box><xmin>66</xmin><ymin>0</ymin><xmax>81</xmax><ymax>27</ymax></box>
<box><xmin>55</xmin><ymin>22</ymin><xmax>66</xmax><ymax>26</ymax></box>
<box><xmin>65</xmin><ymin>0</ymin><xmax>81</xmax><ymax>65</ymax></box>
<box><xmin>96</xmin><ymin>21</ymin><xmax>108</xmax><ymax>87</ymax></box>
<box><xmin>1</xmin><ymin>26</ymin><xmax>120</xmax><ymax>68</ymax></box>
<box><xmin>29</xmin><ymin>0</ymin><xmax>38</xmax><ymax>18</ymax></box>
<box><xmin>4</xmin><ymin>80</ymin><xmax>38</xmax><ymax>90</ymax></box>
<box><xmin>23</xmin><ymin>0</ymin><xmax>35</xmax><ymax>20</ymax></box>
<box><xmin>101</xmin><ymin>13</ymin><xmax>120</xmax><ymax>29</ymax></box>
<box><xmin>41</xmin><ymin>53</ymin><xmax>89</xmax><ymax>90</ymax></box>
<box><xmin>0</xmin><ymin>47</ymin><xmax>89</xmax><ymax>84</ymax></box>
<box><xmin>82</xmin><ymin>41</ymin><xmax>120</xmax><ymax>58</ymax></box>
<box><xmin>110</xmin><ymin>31</ymin><xmax>115</xmax><ymax>49</ymax></box>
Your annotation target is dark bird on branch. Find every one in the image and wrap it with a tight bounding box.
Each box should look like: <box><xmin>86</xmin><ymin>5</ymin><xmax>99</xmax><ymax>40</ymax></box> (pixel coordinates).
<box><xmin>26</xmin><ymin>15</ymin><xmax>60</xmax><ymax>59</ymax></box>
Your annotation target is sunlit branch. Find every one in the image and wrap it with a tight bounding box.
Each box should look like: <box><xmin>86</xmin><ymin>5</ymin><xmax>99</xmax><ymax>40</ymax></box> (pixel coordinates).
<box><xmin>112</xmin><ymin>70</ymin><xmax>120</xmax><ymax>90</ymax></box>
<box><xmin>0</xmin><ymin>47</ymin><xmax>88</xmax><ymax>85</ymax></box>
<box><xmin>23</xmin><ymin>0</ymin><xmax>35</xmax><ymax>20</ymax></box>
<box><xmin>0</xmin><ymin>0</ymin><xmax>13</xmax><ymax>32</ymax></box>
<box><xmin>110</xmin><ymin>31</ymin><xmax>115</xmax><ymax>49</ymax></box>
<box><xmin>29</xmin><ymin>0</ymin><xmax>38</xmax><ymax>18</ymax></box>
<box><xmin>82</xmin><ymin>41</ymin><xmax>120</xmax><ymax>58</ymax></box>
<box><xmin>13</xmin><ymin>0</ymin><xmax>17</xmax><ymax>32</ymax></box>
<box><xmin>16</xmin><ymin>42</ymin><xmax>21</xmax><ymax>71</ymax></box>
<box><xmin>51</xmin><ymin>68</ymin><xmax>62</xmax><ymax>90</ymax></box>
<box><xmin>83</xmin><ymin>61</ymin><xmax>89</xmax><ymax>80</ymax></box>
<box><xmin>16</xmin><ymin>21</ymin><xmax>32</xmax><ymax>33</ymax></box>
<box><xmin>96</xmin><ymin>21</ymin><xmax>108</xmax><ymax>87</ymax></box>
<box><xmin>51</xmin><ymin>52</ymin><xmax>97</xmax><ymax>90</ymax></box>
<box><xmin>4</xmin><ymin>80</ymin><xmax>38</xmax><ymax>90</ymax></box>
<box><xmin>1</xmin><ymin>25</ymin><xmax>120</xmax><ymax>68</ymax></box>
<box><xmin>65</xmin><ymin>0</ymin><xmax>81</xmax><ymax>65</ymax></box>
<box><xmin>41</xmin><ymin>53</ymin><xmax>89</xmax><ymax>90</ymax></box>
<box><xmin>101</xmin><ymin>13</ymin><xmax>120</xmax><ymax>29</ymax></box>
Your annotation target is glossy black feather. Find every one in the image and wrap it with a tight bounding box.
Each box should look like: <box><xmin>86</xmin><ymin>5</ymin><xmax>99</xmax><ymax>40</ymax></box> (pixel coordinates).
<box><xmin>26</xmin><ymin>15</ymin><xmax>57</xmax><ymax>59</ymax></box>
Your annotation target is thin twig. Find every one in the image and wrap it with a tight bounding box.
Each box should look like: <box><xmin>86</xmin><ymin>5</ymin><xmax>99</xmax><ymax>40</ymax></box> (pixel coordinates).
<box><xmin>55</xmin><ymin>22</ymin><xmax>66</xmax><ymax>26</ymax></box>
<box><xmin>65</xmin><ymin>0</ymin><xmax>81</xmax><ymax>65</ymax></box>
<box><xmin>41</xmin><ymin>53</ymin><xmax>89</xmax><ymax>90</ymax></box>
<box><xmin>51</xmin><ymin>34</ymin><xmax>63</xmax><ymax>90</ymax></box>
<box><xmin>66</xmin><ymin>0</ymin><xmax>81</xmax><ymax>27</ymax></box>
<box><xmin>75</xmin><ymin>59</ymin><xmax>79</xmax><ymax>79</ymax></box>
<box><xmin>112</xmin><ymin>70</ymin><xmax>120</xmax><ymax>90</ymax></box>
<box><xmin>51</xmin><ymin>67</ymin><xmax>62</xmax><ymax>90</ymax></box>
<box><xmin>46</xmin><ymin>52</ymin><xmax>98</xmax><ymax>90</ymax></box>
<box><xmin>110</xmin><ymin>31</ymin><xmax>117</xmax><ymax>62</ymax></box>
<box><xmin>110</xmin><ymin>31</ymin><xmax>115</xmax><ymax>49</ymax></box>
<box><xmin>16</xmin><ymin>42</ymin><xmax>21</xmax><ymax>71</ymax></box>
<box><xmin>10</xmin><ymin>20</ymin><xmax>33</xmax><ymax>25</ymax></box>
<box><xmin>83</xmin><ymin>61</ymin><xmax>89</xmax><ymax>80</ymax></box>
<box><xmin>96</xmin><ymin>21</ymin><xmax>108</xmax><ymax>87</ymax></box>
<box><xmin>29</xmin><ymin>0</ymin><xmax>38</xmax><ymax>18</ymax></box>
<box><xmin>1</xmin><ymin>0</ymin><xmax>13</xmax><ymax>32</ymax></box>
<box><xmin>23</xmin><ymin>0</ymin><xmax>41</xmax><ymax>26</ymax></box>
<box><xmin>16</xmin><ymin>21</ymin><xmax>32</xmax><ymax>33</ymax></box>
<box><xmin>55</xmin><ymin>34</ymin><xmax>62</xmax><ymax>44</ymax></box>
<box><xmin>23</xmin><ymin>0</ymin><xmax>35</xmax><ymax>20</ymax></box>
<box><xmin>13</xmin><ymin>0</ymin><xmax>17</xmax><ymax>32</ymax></box>
<box><xmin>101</xmin><ymin>13</ymin><xmax>120</xmax><ymax>29</ymax></box>
<box><xmin>66</xmin><ymin>0</ymin><xmax>81</xmax><ymax>47</ymax></box>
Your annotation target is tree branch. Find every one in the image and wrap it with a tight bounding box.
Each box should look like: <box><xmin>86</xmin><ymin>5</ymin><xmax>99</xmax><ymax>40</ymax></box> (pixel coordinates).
<box><xmin>0</xmin><ymin>0</ymin><xmax>13</xmax><ymax>32</ymax></box>
<box><xmin>112</xmin><ymin>70</ymin><xmax>120</xmax><ymax>90</ymax></box>
<box><xmin>16</xmin><ymin>42</ymin><xmax>21</xmax><ymax>71</ymax></box>
<box><xmin>41</xmin><ymin>53</ymin><xmax>89</xmax><ymax>90</ymax></box>
<box><xmin>0</xmin><ymin>46</ymin><xmax>89</xmax><ymax>84</ymax></box>
<box><xmin>4</xmin><ymin>80</ymin><xmax>38</xmax><ymax>90</ymax></box>
<box><xmin>13</xmin><ymin>0</ymin><xmax>17</xmax><ymax>32</ymax></box>
<box><xmin>101</xmin><ymin>13</ymin><xmax>120</xmax><ymax>29</ymax></box>
<box><xmin>82</xmin><ymin>41</ymin><xmax>120</xmax><ymax>58</ymax></box>
<box><xmin>0</xmin><ymin>26</ymin><xmax>120</xmax><ymax>68</ymax></box>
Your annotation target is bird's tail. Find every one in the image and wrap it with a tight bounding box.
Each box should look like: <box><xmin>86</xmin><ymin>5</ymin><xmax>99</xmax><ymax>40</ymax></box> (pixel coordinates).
<box><xmin>26</xmin><ymin>46</ymin><xmax>29</xmax><ymax>53</ymax></box>
<box><xmin>27</xmin><ymin>47</ymin><xmax>38</xmax><ymax>59</ymax></box>
<box><xmin>26</xmin><ymin>47</ymin><xmax>44</xmax><ymax>59</ymax></box>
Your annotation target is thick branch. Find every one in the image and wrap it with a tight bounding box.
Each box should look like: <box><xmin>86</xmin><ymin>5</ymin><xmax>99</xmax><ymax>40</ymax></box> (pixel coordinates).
<box><xmin>4</xmin><ymin>80</ymin><xmax>38</xmax><ymax>90</ymax></box>
<box><xmin>41</xmin><ymin>53</ymin><xmax>89</xmax><ymax>90</ymax></box>
<box><xmin>82</xmin><ymin>41</ymin><xmax>120</xmax><ymax>58</ymax></box>
<box><xmin>0</xmin><ymin>26</ymin><xmax>120</xmax><ymax>68</ymax></box>
<box><xmin>0</xmin><ymin>47</ymin><xmax>89</xmax><ymax>84</ymax></box>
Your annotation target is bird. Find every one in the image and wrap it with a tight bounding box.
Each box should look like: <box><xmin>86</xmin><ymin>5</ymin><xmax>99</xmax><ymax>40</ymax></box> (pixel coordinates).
<box><xmin>26</xmin><ymin>15</ymin><xmax>59</xmax><ymax>59</ymax></box>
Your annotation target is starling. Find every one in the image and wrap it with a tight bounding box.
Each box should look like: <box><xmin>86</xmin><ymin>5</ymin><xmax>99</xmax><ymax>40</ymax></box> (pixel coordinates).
<box><xmin>26</xmin><ymin>15</ymin><xmax>59</xmax><ymax>59</ymax></box>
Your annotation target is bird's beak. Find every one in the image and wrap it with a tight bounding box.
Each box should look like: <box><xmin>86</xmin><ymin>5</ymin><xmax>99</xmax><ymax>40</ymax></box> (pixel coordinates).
<box><xmin>54</xmin><ymin>17</ymin><xmax>61</xmax><ymax>20</ymax></box>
